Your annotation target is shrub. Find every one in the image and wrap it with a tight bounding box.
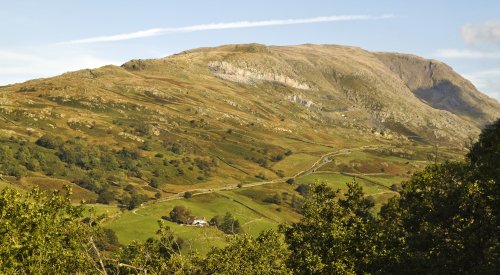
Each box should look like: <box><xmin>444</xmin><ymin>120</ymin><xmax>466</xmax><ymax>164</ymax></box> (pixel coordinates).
<box><xmin>149</xmin><ymin>178</ymin><xmax>160</xmax><ymax>188</ymax></box>
<box><xmin>211</xmin><ymin>212</ymin><xmax>243</xmax><ymax>234</ymax></box>
<box><xmin>35</xmin><ymin>134</ymin><xmax>64</xmax><ymax>149</ymax></box>
<box><xmin>169</xmin><ymin>205</ymin><xmax>193</xmax><ymax>224</ymax></box>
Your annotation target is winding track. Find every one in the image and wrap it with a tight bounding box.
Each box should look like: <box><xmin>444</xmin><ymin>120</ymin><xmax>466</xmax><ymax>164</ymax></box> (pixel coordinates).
<box><xmin>143</xmin><ymin>144</ymin><xmax>390</xmax><ymax>206</ymax></box>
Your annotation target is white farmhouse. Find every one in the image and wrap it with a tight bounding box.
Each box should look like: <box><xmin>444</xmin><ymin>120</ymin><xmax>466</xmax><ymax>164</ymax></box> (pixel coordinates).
<box><xmin>191</xmin><ymin>219</ymin><xmax>208</xmax><ymax>227</ymax></box>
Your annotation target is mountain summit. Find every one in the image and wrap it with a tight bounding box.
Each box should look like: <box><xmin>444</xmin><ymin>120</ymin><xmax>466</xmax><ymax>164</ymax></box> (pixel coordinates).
<box><xmin>124</xmin><ymin>44</ymin><xmax>498</xmax><ymax>141</ymax></box>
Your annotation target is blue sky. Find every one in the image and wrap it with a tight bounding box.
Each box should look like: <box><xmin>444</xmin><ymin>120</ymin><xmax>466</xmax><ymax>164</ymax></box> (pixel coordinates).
<box><xmin>1</xmin><ymin>0</ymin><xmax>500</xmax><ymax>100</ymax></box>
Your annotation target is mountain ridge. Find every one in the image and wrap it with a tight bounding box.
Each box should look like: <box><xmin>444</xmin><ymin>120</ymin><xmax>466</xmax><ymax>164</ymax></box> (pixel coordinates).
<box><xmin>0</xmin><ymin>43</ymin><xmax>498</xmax><ymax>196</ymax></box>
<box><xmin>2</xmin><ymin>43</ymin><xmax>499</xmax><ymax>145</ymax></box>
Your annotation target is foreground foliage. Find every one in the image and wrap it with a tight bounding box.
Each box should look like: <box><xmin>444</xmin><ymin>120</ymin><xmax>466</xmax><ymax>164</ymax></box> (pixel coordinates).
<box><xmin>0</xmin><ymin>186</ymin><xmax>97</xmax><ymax>273</ymax></box>
<box><xmin>0</xmin><ymin>119</ymin><xmax>498</xmax><ymax>274</ymax></box>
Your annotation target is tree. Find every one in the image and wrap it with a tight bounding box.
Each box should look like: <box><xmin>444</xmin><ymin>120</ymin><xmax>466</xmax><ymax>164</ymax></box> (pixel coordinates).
<box><xmin>283</xmin><ymin>182</ymin><xmax>377</xmax><ymax>274</ymax></box>
<box><xmin>264</xmin><ymin>193</ymin><xmax>282</xmax><ymax>205</ymax></box>
<box><xmin>97</xmin><ymin>188</ymin><xmax>115</xmax><ymax>204</ymax></box>
<box><xmin>141</xmin><ymin>140</ymin><xmax>153</xmax><ymax>151</ymax></box>
<box><xmin>169</xmin><ymin>205</ymin><xmax>193</xmax><ymax>224</ymax></box>
<box><xmin>467</xmin><ymin>119</ymin><xmax>500</xmax><ymax>182</ymax></box>
<box><xmin>96</xmin><ymin>228</ymin><xmax>120</xmax><ymax>252</ymax></box>
<box><xmin>377</xmin><ymin>161</ymin><xmax>499</xmax><ymax>274</ymax></box>
<box><xmin>111</xmin><ymin>221</ymin><xmax>192</xmax><ymax>274</ymax></box>
<box><xmin>149</xmin><ymin>178</ymin><xmax>160</xmax><ymax>188</ymax></box>
<box><xmin>295</xmin><ymin>183</ymin><xmax>310</xmax><ymax>196</ymax></box>
<box><xmin>35</xmin><ymin>134</ymin><xmax>64</xmax><ymax>149</ymax></box>
<box><xmin>0</xmin><ymin>186</ymin><xmax>192</xmax><ymax>274</ymax></box>
<box><xmin>0</xmin><ymin>186</ymin><xmax>99</xmax><ymax>274</ymax></box>
<box><xmin>201</xmin><ymin>230</ymin><xmax>290</xmax><ymax>274</ymax></box>
<box><xmin>221</xmin><ymin>212</ymin><xmax>243</xmax><ymax>234</ymax></box>
<box><xmin>211</xmin><ymin>212</ymin><xmax>243</xmax><ymax>234</ymax></box>
<box><xmin>374</xmin><ymin>121</ymin><xmax>500</xmax><ymax>274</ymax></box>
<box><xmin>127</xmin><ymin>193</ymin><xmax>149</xmax><ymax>210</ymax></box>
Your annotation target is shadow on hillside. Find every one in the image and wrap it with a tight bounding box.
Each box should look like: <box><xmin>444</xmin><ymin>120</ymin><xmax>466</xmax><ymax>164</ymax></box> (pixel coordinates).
<box><xmin>414</xmin><ymin>80</ymin><xmax>485</xmax><ymax>119</ymax></box>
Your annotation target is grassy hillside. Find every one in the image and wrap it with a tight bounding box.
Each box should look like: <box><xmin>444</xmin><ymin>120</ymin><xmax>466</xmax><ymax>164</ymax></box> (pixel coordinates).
<box><xmin>0</xmin><ymin>43</ymin><xmax>497</xmax><ymax>251</ymax></box>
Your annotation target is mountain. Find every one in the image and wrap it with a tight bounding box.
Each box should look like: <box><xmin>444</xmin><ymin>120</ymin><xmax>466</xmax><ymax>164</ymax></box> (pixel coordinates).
<box><xmin>0</xmin><ymin>43</ymin><xmax>498</xmax><ymax>198</ymax></box>
<box><xmin>375</xmin><ymin>52</ymin><xmax>500</xmax><ymax>127</ymax></box>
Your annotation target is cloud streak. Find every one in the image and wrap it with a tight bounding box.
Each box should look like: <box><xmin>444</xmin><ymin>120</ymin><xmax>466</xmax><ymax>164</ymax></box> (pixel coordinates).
<box><xmin>63</xmin><ymin>14</ymin><xmax>394</xmax><ymax>44</ymax></box>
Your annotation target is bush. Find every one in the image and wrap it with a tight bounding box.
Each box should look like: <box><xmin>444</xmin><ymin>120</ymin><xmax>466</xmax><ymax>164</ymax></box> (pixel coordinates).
<box><xmin>390</xmin><ymin>183</ymin><xmax>402</xmax><ymax>192</ymax></box>
<box><xmin>255</xmin><ymin>172</ymin><xmax>267</xmax><ymax>180</ymax></box>
<box><xmin>97</xmin><ymin>189</ymin><xmax>115</xmax><ymax>204</ymax></box>
<box><xmin>271</xmin><ymin>154</ymin><xmax>284</xmax><ymax>162</ymax></box>
<box><xmin>124</xmin><ymin>193</ymin><xmax>149</xmax><ymax>210</ymax></box>
<box><xmin>264</xmin><ymin>193</ymin><xmax>282</xmax><ymax>205</ymax></box>
<box><xmin>169</xmin><ymin>205</ymin><xmax>193</xmax><ymax>224</ymax></box>
<box><xmin>295</xmin><ymin>184</ymin><xmax>310</xmax><ymax>196</ymax></box>
<box><xmin>4</xmin><ymin>164</ymin><xmax>27</xmax><ymax>180</ymax></box>
<box><xmin>149</xmin><ymin>178</ymin><xmax>160</xmax><ymax>188</ymax></box>
<box><xmin>210</xmin><ymin>212</ymin><xmax>243</xmax><ymax>234</ymax></box>
<box><xmin>35</xmin><ymin>134</ymin><xmax>64</xmax><ymax>149</ymax></box>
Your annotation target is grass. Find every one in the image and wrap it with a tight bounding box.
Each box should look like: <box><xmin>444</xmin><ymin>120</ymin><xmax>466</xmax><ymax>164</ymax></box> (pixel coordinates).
<box><xmin>360</xmin><ymin>174</ymin><xmax>406</xmax><ymax>187</ymax></box>
<box><xmin>103</xmin><ymin>190</ymin><xmax>291</xmax><ymax>254</ymax></box>
<box><xmin>271</xmin><ymin>153</ymin><xmax>319</xmax><ymax>176</ymax></box>
<box><xmin>296</xmin><ymin>172</ymin><xmax>397</xmax><ymax>200</ymax></box>
<box><xmin>0</xmin><ymin>43</ymin><xmax>480</xmax><ymax>256</ymax></box>
<box><xmin>87</xmin><ymin>204</ymin><xmax>122</xmax><ymax>217</ymax></box>
<box><xmin>20</xmin><ymin>177</ymin><xmax>97</xmax><ymax>203</ymax></box>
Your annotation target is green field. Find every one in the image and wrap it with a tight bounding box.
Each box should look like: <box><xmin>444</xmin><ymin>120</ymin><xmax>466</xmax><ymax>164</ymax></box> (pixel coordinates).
<box><xmin>271</xmin><ymin>153</ymin><xmax>320</xmax><ymax>176</ymax></box>
<box><xmin>104</xmin><ymin>189</ymin><xmax>294</xmax><ymax>254</ymax></box>
<box><xmin>296</xmin><ymin>172</ymin><xmax>399</xmax><ymax>209</ymax></box>
<box><xmin>360</xmin><ymin>174</ymin><xmax>406</xmax><ymax>187</ymax></box>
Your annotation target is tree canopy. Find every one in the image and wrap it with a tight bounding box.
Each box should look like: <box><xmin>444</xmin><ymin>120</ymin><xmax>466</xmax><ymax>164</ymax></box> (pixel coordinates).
<box><xmin>0</xmin><ymin>119</ymin><xmax>498</xmax><ymax>274</ymax></box>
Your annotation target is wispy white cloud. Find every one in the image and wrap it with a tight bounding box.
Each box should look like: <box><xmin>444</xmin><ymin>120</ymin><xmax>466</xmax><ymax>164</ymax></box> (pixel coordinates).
<box><xmin>62</xmin><ymin>14</ymin><xmax>394</xmax><ymax>44</ymax></box>
<box><xmin>434</xmin><ymin>48</ymin><xmax>500</xmax><ymax>59</ymax></box>
<box><xmin>461</xmin><ymin>21</ymin><xmax>500</xmax><ymax>46</ymax></box>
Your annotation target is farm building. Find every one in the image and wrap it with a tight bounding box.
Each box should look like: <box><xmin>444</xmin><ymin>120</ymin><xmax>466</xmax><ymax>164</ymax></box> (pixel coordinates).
<box><xmin>191</xmin><ymin>219</ymin><xmax>208</xmax><ymax>226</ymax></box>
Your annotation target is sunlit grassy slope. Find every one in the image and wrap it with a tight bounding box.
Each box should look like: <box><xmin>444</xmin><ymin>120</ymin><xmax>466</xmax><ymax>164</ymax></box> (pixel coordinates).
<box><xmin>0</xmin><ymin>43</ymin><xmax>497</xmax><ymax>251</ymax></box>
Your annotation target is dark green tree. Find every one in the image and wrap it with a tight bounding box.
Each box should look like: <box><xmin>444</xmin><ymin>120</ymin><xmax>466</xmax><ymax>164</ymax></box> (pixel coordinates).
<box><xmin>35</xmin><ymin>134</ymin><xmax>64</xmax><ymax>149</ymax></box>
<box><xmin>283</xmin><ymin>182</ymin><xmax>377</xmax><ymax>274</ymax></box>
<box><xmin>169</xmin><ymin>205</ymin><xmax>193</xmax><ymax>224</ymax></box>
<box><xmin>467</xmin><ymin>119</ymin><xmax>500</xmax><ymax>181</ymax></box>
<box><xmin>377</xmin><ymin>162</ymin><xmax>499</xmax><ymax>274</ymax></box>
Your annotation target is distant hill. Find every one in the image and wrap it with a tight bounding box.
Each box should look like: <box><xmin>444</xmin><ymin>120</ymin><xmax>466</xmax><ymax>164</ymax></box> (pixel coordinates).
<box><xmin>0</xmin><ymin>43</ymin><xmax>498</xmax><ymax>202</ymax></box>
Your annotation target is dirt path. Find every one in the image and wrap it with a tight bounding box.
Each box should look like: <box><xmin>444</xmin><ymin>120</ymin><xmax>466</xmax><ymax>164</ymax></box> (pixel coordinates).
<box><xmin>141</xmin><ymin>144</ymin><xmax>390</xmax><ymax>210</ymax></box>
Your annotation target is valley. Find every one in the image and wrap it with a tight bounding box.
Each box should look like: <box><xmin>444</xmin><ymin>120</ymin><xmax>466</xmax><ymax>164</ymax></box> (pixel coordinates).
<box><xmin>0</xmin><ymin>43</ymin><xmax>497</xmax><ymax>253</ymax></box>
